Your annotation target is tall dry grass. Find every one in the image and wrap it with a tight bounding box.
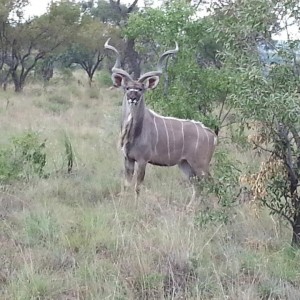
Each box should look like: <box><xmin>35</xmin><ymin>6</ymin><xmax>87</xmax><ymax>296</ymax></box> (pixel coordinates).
<box><xmin>0</xmin><ymin>71</ymin><xmax>299</xmax><ymax>299</ymax></box>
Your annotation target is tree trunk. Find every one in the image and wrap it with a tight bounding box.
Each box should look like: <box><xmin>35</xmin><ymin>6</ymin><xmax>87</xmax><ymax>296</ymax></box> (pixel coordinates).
<box><xmin>88</xmin><ymin>72</ymin><xmax>93</xmax><ymax>87</ymax></box>
<box><xmin>42</xmin><ymin>64</ymin><xmax>54</xmax><ymax>82</ymax></box>
<box><xmin>13</xmin><ymin>77</ymin><xmax>23</xmax><ymax>92</ymax></box>
<box><xmin>1</xmin><ymin>70</ymin><xmax>11</xmax><ymax>91</ymax></box>
<box><xmin>11</xmin><ymin>70</ymin><xmax>23</xmax><ymax>92</ymax></box>
<box><xmin>277</xmin><ymin>123</ymin><xmax>300</xmax><ymax>247</ymax></box>
<box><xmin>14</xmin><ymin>82</ymin><xmax>23</xmax><ymax>92</ymax></box>
<box><xmin>292</xmin><ymin>214</ymin><xmax>300</xmax><ymax>247</ymax></box>
<box><xmin>163</xmin><ymin>57</ymin><xmax>170</xmax><ymax>96</ymax></box>
<box><xmin>291</xmin><ymin>181</ymin><xmax>300</xmax><ymax>247</ymax></box>
<box><xmin>123</xmin><ymin>38</ymin><xmax>141</xmax><ymax>80</ymax></box>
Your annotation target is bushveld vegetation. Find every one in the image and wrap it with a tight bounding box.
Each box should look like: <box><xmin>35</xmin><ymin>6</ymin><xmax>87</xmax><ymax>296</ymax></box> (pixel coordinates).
<box><xmin>1</xmin><ymin>0</ymin><xmax>300</xmax><ymax>299</ymax></box>
<box><xmin>0</xmin><ymin>71</ymin><xmax>299</xmax><ymax>300</ymax></box>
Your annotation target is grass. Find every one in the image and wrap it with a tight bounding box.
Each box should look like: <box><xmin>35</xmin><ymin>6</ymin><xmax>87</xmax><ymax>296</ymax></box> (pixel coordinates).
<box><xmin>0</xmin><ymin>70</ymin><xmax>300</xmax><ymax>299</ymax></box>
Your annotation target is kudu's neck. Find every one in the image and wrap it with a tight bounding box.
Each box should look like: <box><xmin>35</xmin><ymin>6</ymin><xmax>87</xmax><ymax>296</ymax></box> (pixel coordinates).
<box><xmin>122</xmin><ymin>95</ymin><xmax>146</xmax><ymax>140</ymax></box>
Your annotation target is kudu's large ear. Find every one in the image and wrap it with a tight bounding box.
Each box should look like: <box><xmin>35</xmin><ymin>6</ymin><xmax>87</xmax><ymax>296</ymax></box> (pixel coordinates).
<box><xmin>111</xmin><ymin>73</ymin><xmax>129</xmax><ymax>88</ymax></box>
<box><xmin>144</xmin><ymin>76</ymin><xmax>160</xmax><ymax>90</ymax></box>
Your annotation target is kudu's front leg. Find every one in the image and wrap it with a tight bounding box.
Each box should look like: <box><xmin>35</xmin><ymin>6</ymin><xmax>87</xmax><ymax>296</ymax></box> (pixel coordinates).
<box><xmin>135</xmin><ymin>162</ymin><xmax>147</xmax><ymax>200</ymax></box>
<box><xmin>124</xmin><ymin>157</ymin><xmax>135</xmax><ymax>188</ymax></box>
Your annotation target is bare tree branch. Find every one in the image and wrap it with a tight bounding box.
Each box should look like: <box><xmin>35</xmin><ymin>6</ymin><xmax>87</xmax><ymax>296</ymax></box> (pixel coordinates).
<box><xmin>127</xmin><ymin>0</ymin><xmax>138</xmax><ymax>13</ymax></box>
<box><xmin>263</xmin><ymin>200</ymin><xmax>293</xmax><ymax>226</ymax></box>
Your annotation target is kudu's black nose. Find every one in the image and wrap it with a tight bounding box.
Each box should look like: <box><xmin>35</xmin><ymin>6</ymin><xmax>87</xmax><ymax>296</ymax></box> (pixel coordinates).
<box><xmin>127</xmin><ymin>91</ymin><xmax>139</xmax><ymax>105</ymax></box>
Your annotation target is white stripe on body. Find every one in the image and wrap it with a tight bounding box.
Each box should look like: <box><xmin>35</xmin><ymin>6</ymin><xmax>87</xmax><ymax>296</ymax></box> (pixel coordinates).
<box><xmin>121</xmin><ymin>113</ymin><xmax>132</xmax><ymax>157</ymax></box>
<box><xmin>149</xmin><ymin>109</ymin><xmax>206</xmax><ymax>128</ymax></box>
<box><xmin>181</xmin><ymin>120</ymin><xmax>185</xmax><ymax>157</ymax></box>
<box><xmin>149</xmin><ymin>108</ymin><xmax>217</xmax><ymax>148</ymax></box>
<box><xmin>169</xmin><ymin>120</ymin><xmax>176</xmax><ymax>154</ymax></box>
<box><xmin>162</xmin><ymin>118</ymin><xmax>171</xmax><ymax>162</ymax></box>
<box><xmin>153</xmin><ymin>115</ymin><xmax>159</xmax><ymax>154</ymax></box>
<box><xmin>194</xmin><ymin>122</ymin><xmax>200</xmax><ymax>154</ymax></box>
<box><xmin>203</xmin><ymin>125</ymin><xmax>209</xmax><ymax>158</ymax></box>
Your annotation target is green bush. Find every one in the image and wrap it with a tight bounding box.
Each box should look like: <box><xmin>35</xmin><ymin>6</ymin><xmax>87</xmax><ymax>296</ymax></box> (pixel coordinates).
<box><xmin>45</xmin><ymin>94</ymin><xmax>72</xmax><ymax>113</ymax></box>
<box><xmin>25</xmin><ymin>211</ymin><xmax>59</xmax><ymax>246</ymax></box>
<box><xmin>194</xmin><ymin>148</ymin><xmax>240</xmax><ymax>228</ymax></box>
<box><xmin>0</xmin><ymin>131</ymin><xmax>47</xmax><ymax>182</ymax></box>
<box><xmin>60</xmin><ymin>67</ymin><xmax>74</xmax><ymax>84</ymax></box>
<box><xmin>96</xmin><ymin>70</ymin><xmax>112</xmax><ymax>87</ymax></box>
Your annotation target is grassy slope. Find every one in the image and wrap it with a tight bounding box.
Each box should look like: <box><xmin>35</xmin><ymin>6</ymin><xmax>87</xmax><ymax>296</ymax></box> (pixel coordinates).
<box><xmin>0</xmin><ymin>72</ymin><xmax>300</xmax><ymax>299</ymax></box>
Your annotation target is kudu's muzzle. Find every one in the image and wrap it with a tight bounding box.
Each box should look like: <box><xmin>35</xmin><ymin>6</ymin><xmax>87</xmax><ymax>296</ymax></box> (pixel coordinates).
<box><xmin>126</xmin><ymin>89</ymin><xmax>142</xmax><ymax>106</ymax></box>
<box><xmin>128</xmin><ymin>97</ymin><xmax>138</xmax><ymax>105</ymax></box>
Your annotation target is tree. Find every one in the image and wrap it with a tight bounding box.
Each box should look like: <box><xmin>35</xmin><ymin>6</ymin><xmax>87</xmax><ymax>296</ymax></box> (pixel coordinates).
<box><xmin>60</xmin><ymin>16</ymin><xmax>118</xmax><ymax>86</ymax></box>
<box><xmin>0</xmin><ymin>0</ymin><xmax>29</xmax><ymax>89</ymax></box>
<box><xmin>88</xmin><ymin>0</ymin><xmax>138</xmax><ymax>25</ymax></box>
<box><xmin>210</xmin><ymin>0</ymin><xmax>300</xmax><ymax>246</ymax></box>
<box><xmin>34</xmin><ymin>55</ymin><xmax>55</xmax><ymax>86</ymax></box>
<box><xmin>1</xmin><ymin>0</ymin><xmax>81</xmax><ymax>92</ymax></box>
<box><xmin>89</xmin><ymin>0</ymin><xmax>141</xmax><ymax>78</ymax></box>
<box><xmin>126</xmin><ymin>0</ymin><xmax>226</xmax><ymax>130</ymax></box>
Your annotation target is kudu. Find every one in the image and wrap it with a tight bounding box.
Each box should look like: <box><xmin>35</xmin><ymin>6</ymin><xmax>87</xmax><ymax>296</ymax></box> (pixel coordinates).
<box><xmin>105</xmin><ymin>39</ymin><xmax>217</xmax><ymax>202</ymax></box>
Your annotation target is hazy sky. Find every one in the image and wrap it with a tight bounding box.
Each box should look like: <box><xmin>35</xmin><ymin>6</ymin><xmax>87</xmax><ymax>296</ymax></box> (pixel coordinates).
<box><xmin>24</xmin><ymin>0</ymin><xmax>299</xmax><ymax>40</ymax></box>
<box><xmin>24</xmin><ymin>0</ymin><xmax>148</xmax><ymax>18</ymax></box>
<box><xmin>24</xmin><ymin>0</ymin><xmax>54</xmax><ymax>18</ymax></box>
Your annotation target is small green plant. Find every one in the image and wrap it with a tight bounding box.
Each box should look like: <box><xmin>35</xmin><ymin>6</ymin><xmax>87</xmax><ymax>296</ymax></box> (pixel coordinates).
<box><xmin>60</xmin><ymin>67</ymin><xmax>74</xmax><ymax>84</ymax></box>
<box><xmin>209</xmin><ymin>149</ymin><xmax>241</xmax><ymax>206</ymax></box>
<box><xmin>63</xmin><ymin>133</ymin><xmax>74</xmax><ymax>173</ymax></box>
<box><xmin>9</xmin><ymin>272</ymin><xmax>60</xmax><ymax>300</ymax></box>
<box><xmin>13</xmin><ymin>132</ymin><xmax>47</xmax><ymax>178</ymax></box>
<box><xmin>195</xmin><ymin>208</ymin><xmax>230</xmax><ymax>228</ymax></box>
<box><xmin>195</xmin><ymin>148</ymin><xmax>240</xmax><ymax>228</ymax></box>
<box><xmin>0</xmin><ymin>131</ymin><xmax>47</xmax><ymax>182</ymax></box>
<box><xmin>257</xmin><ymin>279</ymin><xmax>283</xmax><ymax>300</ymax></box>
<box><xmin>96</xmin><ymin>70</ymin><xmax>112</xmax><ymax>87</ymax></box>
<box><xmin>24</xmin><ymin>211</ymin><xmax>59</xmax><ymax>246</ymax></box>
<box><xmin>0</xmin><ymin>148</ymin><xmax>20</xmax><ymax>182</ymax></box>
<box><xmin>46</xmin><ymin>94</ymin><xmax>72</xmax><ymax>113</ymax></box>
<box><xmin>133</xmin><ymin>273</ymin><xmax>164</xmax><ymax>299</ymax></box>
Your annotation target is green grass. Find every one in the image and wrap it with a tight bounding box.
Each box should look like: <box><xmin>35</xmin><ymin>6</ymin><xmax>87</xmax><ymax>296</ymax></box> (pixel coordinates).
<box><xmin>0</xmin><ymin>70</ymin><xmax>300</xmax><ymax>299</ymax></box>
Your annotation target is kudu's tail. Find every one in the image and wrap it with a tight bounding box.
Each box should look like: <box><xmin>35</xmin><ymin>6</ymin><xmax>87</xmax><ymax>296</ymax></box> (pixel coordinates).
<box><xmin>214</xmin><ymin>126</ymin><xmax>220</xmax><ymax>137</ymax></box>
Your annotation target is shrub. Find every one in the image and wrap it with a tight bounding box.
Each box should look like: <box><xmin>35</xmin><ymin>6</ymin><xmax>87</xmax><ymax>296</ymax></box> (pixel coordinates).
<box><xmin>45</xmin><ymin>94</ymin><xmax>72</xmax><ymax>113</ymax></box>
<box><xmin>96</xmin><ymin>70</ymin><xmax>112</xmax><ymax>87</ymax></box>
<box><xmin>0</xmin><ymin>131</ymin><xmax>47</xmax><ymax>182</ymax></box>
<box><xmin>60</xmin><ymin>68</ymin><xmax>74</xmax><ymax>84</ymax></box>
<box><xmin>24</xmin><ymin>211</ymin><xmax>59</xmax><ymax>246</ymax></box>
<box><xmin>195</xmin><ymin>148</ymin><xmax>240</xmax><ymax>228</ymax></box>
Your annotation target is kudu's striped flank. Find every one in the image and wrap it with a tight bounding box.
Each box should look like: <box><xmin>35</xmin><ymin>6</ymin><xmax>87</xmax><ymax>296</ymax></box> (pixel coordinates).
<box><xmin>105</xmin><ymin>39</ymin><xmax>217</xmax><ymax>201</ymax></box>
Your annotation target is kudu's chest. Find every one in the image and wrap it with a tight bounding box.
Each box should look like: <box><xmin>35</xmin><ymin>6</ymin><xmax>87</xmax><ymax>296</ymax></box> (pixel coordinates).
<box><xmin>120</xmin><ymin>113</ymin><xmax>144</xmax><ymax>159</ymax></box>
<box><xmin>120</xmin><ymin>113</ymin><xmax>132</xmax><ymax>157</ymax></box>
